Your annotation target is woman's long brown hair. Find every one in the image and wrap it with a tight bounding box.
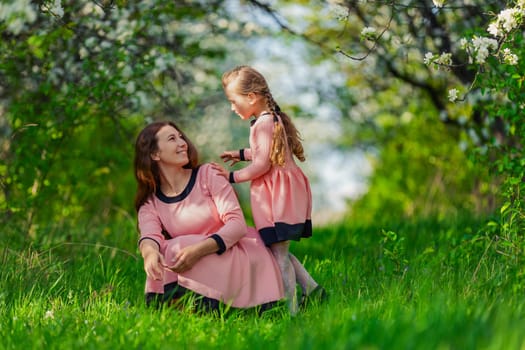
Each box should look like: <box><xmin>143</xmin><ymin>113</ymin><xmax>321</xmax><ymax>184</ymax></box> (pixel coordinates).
<box><xmin>133</xmin><ymin>121</ymin><xmax>199</xmax><ymax>212</ymax></box>
<box><xmin>222</xmin><ymin>65</ymin><xmax>305</xmax><ymax>166</ymax></box>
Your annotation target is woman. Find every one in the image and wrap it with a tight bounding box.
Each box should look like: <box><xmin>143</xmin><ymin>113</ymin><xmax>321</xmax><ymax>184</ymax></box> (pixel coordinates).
<box><xmin>134</xmin><ymin>121</ymin><xmax>284</xmax><ymax>311</ymax></box>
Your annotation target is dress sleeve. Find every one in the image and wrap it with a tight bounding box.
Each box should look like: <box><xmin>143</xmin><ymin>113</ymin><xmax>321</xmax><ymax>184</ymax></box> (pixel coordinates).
<box><xmin>232</xmin><ymin>116</ymin><xmax>272</xmax><ymax>183</ymax></box>
<box><xmin>137</xmin><ymin>199</ymin><xmax>165</xmax><ymax>250</ymax></box>
<box><xmin>203</xmin><ymin>164</ymin><xmax>248</xmax><ymax>250</ymax></box>
<box><xmin>242</xmin><ymin>148</ymin><xmax>252</xmax><ymax>161</ymax></box>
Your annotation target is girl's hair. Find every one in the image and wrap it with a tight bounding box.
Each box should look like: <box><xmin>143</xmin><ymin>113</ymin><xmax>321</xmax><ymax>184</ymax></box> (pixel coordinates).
<box><xmin>133</xmin><ymin>121</ymin><xmax>199</xmax><ymax>212</ymax></box>
<box><xmin>222</xmin><ymin>65</ymin><xmax>305</xmax><ymax>166</ymax></box>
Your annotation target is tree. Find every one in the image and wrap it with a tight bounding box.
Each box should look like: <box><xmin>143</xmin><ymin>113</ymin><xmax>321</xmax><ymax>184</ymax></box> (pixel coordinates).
<box><xmin>0</xmin><ymin>0</ymin><xmax>237</xmax><ymax>242</ymax></box>
<box><xmin>246</xmin><ymin>0</ymin><xmax>523</xmax><ymax>222</ymax></box>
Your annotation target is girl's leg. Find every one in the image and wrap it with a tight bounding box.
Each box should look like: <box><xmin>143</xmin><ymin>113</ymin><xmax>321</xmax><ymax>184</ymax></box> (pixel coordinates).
<box><xmin>270</xmin><ymin>241</ymin><xmax>298</xmax><ymax>315</ymax></box>
<box><xmin>289</xmin><ymin>253</ymin><xmax>318</xmax><ymax>295</ymax></box>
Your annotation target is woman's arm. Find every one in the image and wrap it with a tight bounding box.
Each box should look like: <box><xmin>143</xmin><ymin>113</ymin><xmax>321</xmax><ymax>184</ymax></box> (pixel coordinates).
<box><xmin>139</xmin><ymin>239</ymin><xmax>166</xmax><ymax>281</ymax></box>
<box><xmin>205</xmin><ymin>164</ymin><xmax>248</xmax><ymax>249</ymax></box>
<box><xmin>138</xmin><ymin>201</ymin><xmax>169</xmax><ymax>280</ymax></box>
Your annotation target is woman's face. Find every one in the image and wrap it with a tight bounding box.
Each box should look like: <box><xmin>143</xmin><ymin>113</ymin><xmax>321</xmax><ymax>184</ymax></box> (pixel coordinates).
<box><xmin>151</xmin><ymin>125</ymin><xmax>189</xmax><ymax>167</ymax></box>
<box><xmin>224</xmin><ymin>80</ymin><xmax>255</xmax><ymax>120</ymax></box>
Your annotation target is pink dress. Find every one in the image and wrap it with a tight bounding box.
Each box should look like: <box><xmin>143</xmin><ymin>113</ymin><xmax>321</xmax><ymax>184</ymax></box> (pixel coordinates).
<box><xmin>138</xmin><ymin>163</ymin><xmax>284</xmax><ymax>308</ymax></box>
<box><xmin>230</xmin><ymin>113</ymin><xmax>313</xmax><ymax>246</ymax></box>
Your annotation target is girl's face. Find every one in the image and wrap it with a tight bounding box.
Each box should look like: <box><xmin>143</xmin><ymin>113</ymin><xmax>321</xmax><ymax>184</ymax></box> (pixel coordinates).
<box><xmin>224</xmin><ymin>80</ymin><xmax>257</xmax><ymax>120</ymax></box>
<box><xmin>151</xmin><ymin>125</ymin><xmax>189</xmax><ymax>167</ymax></box>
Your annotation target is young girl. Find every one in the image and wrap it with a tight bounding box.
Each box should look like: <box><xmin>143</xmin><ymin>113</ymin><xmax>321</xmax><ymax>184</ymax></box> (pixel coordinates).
<box><xmin>211</xmin><ymin>65</ymin><xmax>326</xmax><ymax>314</ymax></box>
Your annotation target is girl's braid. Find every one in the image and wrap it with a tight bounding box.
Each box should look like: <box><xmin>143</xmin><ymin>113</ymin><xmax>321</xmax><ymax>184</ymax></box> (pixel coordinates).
<box><xmin>265</xmin><ymin>92</ymin><xmax>305</xmax><ymax>166</ymax></box>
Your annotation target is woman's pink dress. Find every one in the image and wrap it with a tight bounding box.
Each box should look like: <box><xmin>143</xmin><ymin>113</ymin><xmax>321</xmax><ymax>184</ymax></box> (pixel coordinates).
<box><xmin>230</xmin><ymin>113</ymin><xmax>313</xmax><ymax>246</ymax></box>
<box><xmin>138</xmin><ymin>163</ymin><xmax>284</xmax><ymax>308</ymax></box>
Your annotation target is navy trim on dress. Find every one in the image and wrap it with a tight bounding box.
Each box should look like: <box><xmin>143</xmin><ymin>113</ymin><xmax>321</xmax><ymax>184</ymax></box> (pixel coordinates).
<box><xmin>146</xmin><ymin>282</ymin><xmax>279</xmax><ymax>315</ymax></box>
<box><xmin>210</xmin><ymin>234</ymin><xmax>226</xmax><ymax>255</ymax></box>
<box><xmin>229</xmin><ymin>171</ymin><xmax>235</xmax><ymax>183</ymax></box>
<box><xmin>138</xmin><ymin>237</ymin><xmax>160</xmax><ymax>250</ymax></box>
<box><xmin>156</xmin><ymin>167</ymin><xmax>199</xmax><ymax>203</ymax></box>
<box><xmin>259</xmin><ymin>220</ymin><xmax>313</xmax><ymax>246</ymax></box>
<box><xmin>239</xmin><ymin>149</ymin><xmax>245</xmax><ymax>161</ymax></box>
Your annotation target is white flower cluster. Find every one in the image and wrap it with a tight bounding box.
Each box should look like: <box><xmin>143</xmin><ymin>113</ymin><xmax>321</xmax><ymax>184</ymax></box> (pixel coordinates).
<box><xmin>432</xmin><ymin>0</ymin><xmax>445</xmax><ymax>8</ymax></box>
<box><xmin>502</xmin><ymin>48</ymin><xmax>519</xmax><ymax>65</ymax></box>
<box><xmin>423</xmin><ymin>52</ymin><xmax>452</xmax><ymax>69</ymax></box>
<box><xmin>0</xmin><ymin>0</ymin><xmax>37</xmax><ymax>34</ymax></box>
<box><xmin>469</xmin><ymin>36</ymin><xmax>499</xmax><ymax>64</ymax></box>
<box><xmin>424</xmin><ymin>2</ymin><xmax>523</xmax><ymax>103</ymax></box>
<box><xmin>487</xmin><ymin>8</ymin><xmax>523</xmax><ymax>38</ymax></box>
<box><xmin>448</xmin><ymin>88</ymin><xmax>459</xmax><ymax>102</ymax></box>
<box><xmin>42</xmin><ymin>0</ymin><xmax>64</xmax><ymax>18</ymax></box>
<box><xmin>328</xmin><ymin>2</ymin><xmax>349</xmax><ymax>21</ymax></box>
<box><xmin>360</xmin><ymin>27</ymin><xmax>377</xmax><ymax>41</ymax></box>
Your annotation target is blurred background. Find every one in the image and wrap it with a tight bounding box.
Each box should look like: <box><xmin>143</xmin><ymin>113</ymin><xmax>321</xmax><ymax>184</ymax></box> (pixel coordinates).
<box><xmin>1</xmin><ymin>0</ymin><xmax>522</xmax><ymax>249</ymax></box>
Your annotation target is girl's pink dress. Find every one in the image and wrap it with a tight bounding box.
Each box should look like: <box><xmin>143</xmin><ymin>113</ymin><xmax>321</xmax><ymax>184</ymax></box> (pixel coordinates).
<box><xmin>138</xmin><ymin>163</ymin><xmax>284</xmax><ymax>308</ymax></box>
<box><xmin>230</xmin><ymin>113</ymin><xmax>313</xmax><ymax>246</ymax></box>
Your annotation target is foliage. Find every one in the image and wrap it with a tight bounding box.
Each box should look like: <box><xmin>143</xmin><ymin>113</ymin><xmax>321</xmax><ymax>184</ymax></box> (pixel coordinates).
<box><xmin>249</xmin><ymin>1</ymin><xmax>523</xmax><ymax>231</ymax></box>
<box><xmin>0</xmin><ymin>0</ymin><xmax>244</xmax><ymax>243</ymax></box>
<box><xmin>346</xmin><ymin>98</ymin><xmax>496</xmax><ymax>223</ymax></box>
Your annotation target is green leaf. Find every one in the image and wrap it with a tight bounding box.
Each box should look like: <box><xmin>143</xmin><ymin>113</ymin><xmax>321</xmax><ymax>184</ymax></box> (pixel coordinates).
<box><xmin>500</xmin><ymin>202</ymin><xmax>511</xmax><ymax>214</ymax></box>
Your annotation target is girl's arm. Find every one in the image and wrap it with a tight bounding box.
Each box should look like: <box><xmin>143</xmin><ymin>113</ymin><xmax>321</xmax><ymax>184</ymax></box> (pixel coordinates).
<box><xmin>229</xmin><ymin>116</ymin><xmax>273</xmax><ymax>183</ymax></box>
<box><xmin>220</xmin><ymin>149</ymin><xmax>252</xmax><ymax>165</ymax></box>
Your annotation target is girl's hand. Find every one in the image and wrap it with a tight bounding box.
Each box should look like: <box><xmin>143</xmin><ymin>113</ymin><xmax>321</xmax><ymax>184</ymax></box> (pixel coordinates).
<box><xmin>220</xmin><ymin>150</ymin><xmax>240</xmax><ymax>166</ymax></box>
<box><xmin>210</xmin><ymin>162</ymin><xmax>229</xmax><ymax>179</ymax></box>
<box><xmin>143</xmin><ymin>250</ymin><xmax>166</xmax><ymax>281</ymax></box>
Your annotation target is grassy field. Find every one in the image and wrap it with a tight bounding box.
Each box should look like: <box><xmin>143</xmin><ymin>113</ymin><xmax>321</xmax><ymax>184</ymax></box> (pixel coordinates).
<box><xmin>1</xmin><ymin>215</ymin><xmax>525</xmax><ymax>349</ymax></box>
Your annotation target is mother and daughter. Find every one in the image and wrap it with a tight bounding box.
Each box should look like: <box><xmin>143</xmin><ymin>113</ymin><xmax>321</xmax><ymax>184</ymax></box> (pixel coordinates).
<box><xmin>134</xmin><ymin>65</ymin><xmax>326</xmax><ymax>315</ymax></box>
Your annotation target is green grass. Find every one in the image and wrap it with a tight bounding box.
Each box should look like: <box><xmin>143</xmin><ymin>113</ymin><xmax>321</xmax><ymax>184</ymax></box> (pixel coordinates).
<box><xmin>2</xmin><ymin>216</ymin><xmax>525</xmax><ymax>349</ymax></box>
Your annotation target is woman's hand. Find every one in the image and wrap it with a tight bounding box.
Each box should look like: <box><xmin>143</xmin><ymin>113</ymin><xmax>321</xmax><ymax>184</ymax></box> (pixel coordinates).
<box><xmin>140</xmin><ymin>242</ymin><xmax>166</xmax><ymax>281</ymax></box>
<box><xmin>167</xmin><ymin>238</ymin><xmax>220</xmax><ymax>273</ymax></box>
<box><xmin>220</xmin><ymin>150</ymin><xmax>240</xmax><ymax>166</ymax></box>
<box><xmin>168</xmin><ymin>245</ymin><xmax>202</xmax><ymax>273</ymax></box>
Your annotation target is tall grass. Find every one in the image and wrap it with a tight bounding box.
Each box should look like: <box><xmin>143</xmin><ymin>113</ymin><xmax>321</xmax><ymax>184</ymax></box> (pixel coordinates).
<box><xmin>1</xmin><ymin>215</ymin><xmax>525</xmax><ymax>349</ymax></box>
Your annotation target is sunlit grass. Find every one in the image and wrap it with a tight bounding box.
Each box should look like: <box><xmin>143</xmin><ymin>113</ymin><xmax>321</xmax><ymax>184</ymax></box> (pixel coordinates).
<box><xmin>2</xmin><ymin>216</ymin><xmax>525</xmax><ymax>349</ymax></box>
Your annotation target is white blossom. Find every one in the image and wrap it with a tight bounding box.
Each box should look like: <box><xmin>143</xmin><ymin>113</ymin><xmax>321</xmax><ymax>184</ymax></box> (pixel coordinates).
<box><xmin>502</xmin><ymin>48</ymin><xmax>519</xmax><ymax>65</ymax></box>
<box><xmin>79</xmin><ymin>47</ymin><xmax>89</xmax><ymax>59</ymax></box>
<box><xmin>329</xmin><ymin>4</ymin><xmax>349</xmax><ymax>21</ymax></box>
<box><xmin>487</xmin><ymin>22</ymin><xmax>502</xmax><ymax>37</ymax></box>
<box><xmin>126</xmin><ymin>81</ymin><xmax>136</xmax><ymax>94</ymax></box>
<box><xmin>360</xmin><ymin>27</ymin><xmax>378</xmax><ymax>41</ymax></box>
<box><xmin>471</xmin><ymin>36</ymin><xmax>498</xmax><ymax>64</ymax></box>
<box><xmin>0</xmin><ymin>0</ymin><xmax>37</xmax><ymax>34</ymax></box>
<box><xmin>436</xmin><ymin>52</ymin><xmax>453</xmax><ymax>66</ymax></box>
<box><xmin>42</xmin><ymin>0</ymin><xmax>64</xmax><ymax>18</ymax></box>
<box><xmin>423</xmin><ymin>52</ymin><xmax>435</xmax><ymax>65</ymax></box>
<box><xmin>80</xmin><ymin>2</ymin><xmax>105</xmax><ymax>17</ymax></box>
<box><xmin>432</xmin><ymin>0</ymin><xmax>445</xmax><ymax>8</ymax></box>
<box><xmin>448</xmin><ymin>88</ymin><xmax>459</xmax><ymax>102</ymax></box>
<box><xmin>44</xmin><ymin>310</ymin><xmax>54</xmax><ymax>320</ymax></box>
<box><xmin>85</xmin><ymin>37</ymin><xmax>97</xmax><ymax>48</ymax></box>
<box><xmin>487</xmin><ymin>8</ymin><xmax>521</xmax><ymax>38</ymax></box>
